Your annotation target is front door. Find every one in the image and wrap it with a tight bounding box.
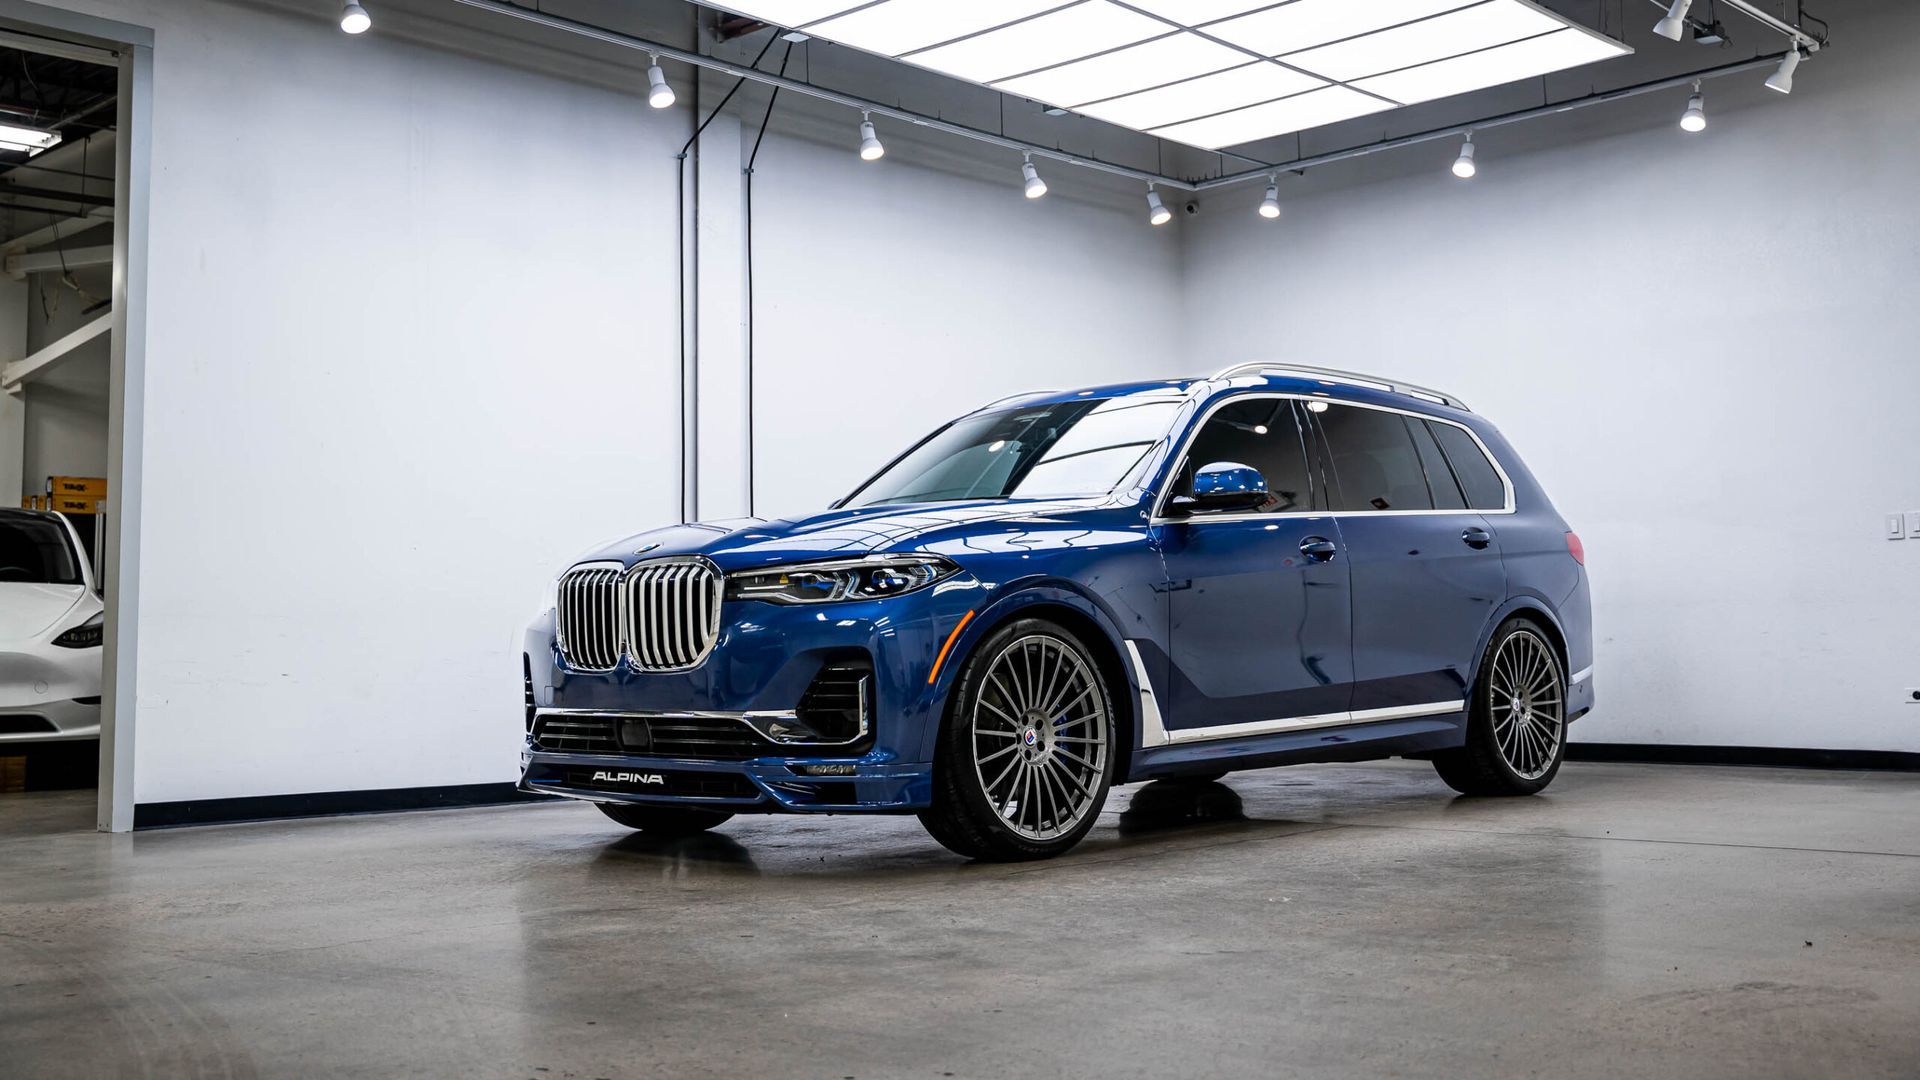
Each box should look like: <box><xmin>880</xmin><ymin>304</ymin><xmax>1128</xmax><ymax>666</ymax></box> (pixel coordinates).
<box><xmin>1156</xmin><ymin>396</ymin><xmax>1354</xmax><ymax>736</ymax></box>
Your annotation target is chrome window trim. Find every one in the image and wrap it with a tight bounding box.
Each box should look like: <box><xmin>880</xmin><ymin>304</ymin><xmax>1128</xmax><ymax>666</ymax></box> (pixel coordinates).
<box><xmin>1146</xmin><ymin>392</ymin><xmax>1516</xmax><ymax>526</ymax></box>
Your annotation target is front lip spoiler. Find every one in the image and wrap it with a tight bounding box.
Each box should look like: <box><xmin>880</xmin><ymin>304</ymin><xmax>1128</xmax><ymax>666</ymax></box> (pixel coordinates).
<box><xmin>520</xmin><ymin>750</ymin><xmax>929</xmax><ymax>812</ymax></box>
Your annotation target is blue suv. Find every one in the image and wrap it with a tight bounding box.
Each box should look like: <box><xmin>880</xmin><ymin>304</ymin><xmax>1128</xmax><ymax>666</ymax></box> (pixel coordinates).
<box><xmin>521</xmin><ymin>364</ymin><xmax>1593</xmax><ymax>860</ymax></box>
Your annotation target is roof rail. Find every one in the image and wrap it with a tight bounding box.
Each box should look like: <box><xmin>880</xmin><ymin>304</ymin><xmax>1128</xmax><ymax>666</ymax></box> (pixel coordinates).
<box><xmin>1209</xmin><ymin>362</ymin><xmax>1470</xmax><ymax>412</ymax></box>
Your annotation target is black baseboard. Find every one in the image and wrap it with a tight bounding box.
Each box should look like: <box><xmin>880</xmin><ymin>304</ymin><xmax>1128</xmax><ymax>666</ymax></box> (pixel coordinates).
<box><xmin>134</xmin><ymin>782</ymin><xmax>556</xmax><ymax>829</ymax></box>
<box><xmin>1567</xmin><ymin>743</ymin><xmax>1920</xmax><ymax>772</ymax></box>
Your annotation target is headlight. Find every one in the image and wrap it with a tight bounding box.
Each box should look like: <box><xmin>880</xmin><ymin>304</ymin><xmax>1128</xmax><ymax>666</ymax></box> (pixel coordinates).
<box><xmin>725</xmin><ymin>554</ymin><xmax>959</xmax><ymax>605</ymax></box>
<box><xmin>53</xmin><ymin>612</ymin><xmax>104</xmax><ymax>649</ymax></box>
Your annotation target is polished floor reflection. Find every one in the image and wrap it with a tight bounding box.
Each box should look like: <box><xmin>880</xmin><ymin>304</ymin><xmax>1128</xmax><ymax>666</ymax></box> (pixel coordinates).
<box><xmin>3</xmin><ymin>760</ymin><xmax>1917</xmax><ymax>1078</ymax></box>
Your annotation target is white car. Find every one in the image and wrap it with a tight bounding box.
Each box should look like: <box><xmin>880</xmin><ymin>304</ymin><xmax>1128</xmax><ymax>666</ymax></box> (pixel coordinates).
<box><xmin>0</xmin><ymin>509</ymin><xmax>104</xmax><ymax>743</ymax></box>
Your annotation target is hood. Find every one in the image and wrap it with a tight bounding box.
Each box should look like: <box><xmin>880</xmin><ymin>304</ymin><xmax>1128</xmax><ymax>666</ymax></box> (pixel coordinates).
<box><xmin>576</xmin><ymin>497</ymin><xmax>1120</xmax><ymax>571</ymax></box>
<box><xmin>0</xmin><ymin>582</ymin><xmax>88</xmax><ymax>641</ymax></box>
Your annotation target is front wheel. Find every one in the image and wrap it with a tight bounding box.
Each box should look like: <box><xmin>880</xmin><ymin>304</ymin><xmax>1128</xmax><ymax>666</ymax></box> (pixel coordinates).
<box><xmin>919</xmin><ymin>618</ymin><xmax>1116</xmax><ymax>861</ymax></box>
<box><xmin>595</xmin><ymin>802</ymin><xmax>734</xmax><ymax>836</ymax></box>
<box><xmin>1432</xmin><ymin>618</ymin><xmax>1566</xmax><ymax>796</ymax></box>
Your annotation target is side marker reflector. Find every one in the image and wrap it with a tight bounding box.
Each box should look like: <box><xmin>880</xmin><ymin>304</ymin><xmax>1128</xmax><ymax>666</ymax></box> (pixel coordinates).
<box><xmin>928</xmin><ymin>610</ymin><xmax>976</xmax><ymax>686</ymax></box>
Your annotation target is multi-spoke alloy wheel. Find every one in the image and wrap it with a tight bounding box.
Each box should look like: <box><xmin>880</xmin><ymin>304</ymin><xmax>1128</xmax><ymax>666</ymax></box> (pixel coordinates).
<box><xmin>1488</xmin><ymin>628</ymin><xmax>1564</xmax><ymax>780</ymax></box>
<box><xmin>1431</xmin><ymin>617</ymin><xmax>1567</xmax><ymax>796</ymax></box>
<box><xmin>920</xmin><ymin>618</ymin><xmax>1116</xmax><ymax>861</ymax></box>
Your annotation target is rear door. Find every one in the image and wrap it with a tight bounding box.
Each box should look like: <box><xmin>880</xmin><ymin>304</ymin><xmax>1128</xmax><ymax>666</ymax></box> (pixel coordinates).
<box><xmin>1311</xmin><ymin>403</ymin><xmax>1507</xmax><ymax>716</ymax></box>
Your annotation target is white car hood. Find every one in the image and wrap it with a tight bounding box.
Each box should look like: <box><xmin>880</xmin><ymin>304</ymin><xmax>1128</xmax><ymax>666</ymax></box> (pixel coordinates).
<box><xmin>0</xmin><ymin>583</ymin><xmax>88</xmax><ymax>641</ymax></box>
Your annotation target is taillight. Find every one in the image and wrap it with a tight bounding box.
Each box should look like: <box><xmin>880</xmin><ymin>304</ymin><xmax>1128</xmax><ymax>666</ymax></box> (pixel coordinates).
<box><xmin>1565</xmin><ymin>531</ymin><xmax>1585</xmax><ymax>566</ymax></box>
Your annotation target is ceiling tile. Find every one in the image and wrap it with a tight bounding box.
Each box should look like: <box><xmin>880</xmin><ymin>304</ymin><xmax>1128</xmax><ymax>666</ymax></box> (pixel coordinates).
<box><xmin>806</xmin><ymin>0</ymin><xmax>1066</xmax><ymax>57</ymax></box>
<box><xmin>992</xmin><ymin>32</ymin><xmax>1250</xmax><ymax>108</ymax></box>
<box><xmin>1074</xmin><ymin>61</ymin><xmax>1326</xmax><ymax>130</ymax></box>
<box><xmin>1280</xmin><ymin>1</ymin><xmax>1563</xmax><ymax>83</ymax></box>
<box><xmin>905</xmin><ymin>1</ymin><xmax>1171</xmax><ymax>83</ymax></box>
<box><xmin>1351</xmin><ymin>26</ymin><xmax>1629</xmax><ymax>103</ymax></box>
<box><xmin>1203</xmin><ymin>0</ymin><xmax>1472</xmax><ymax>57</ymax></box>
<box><xmin>1149</xmin><ymin>85</ymin><xmax>1396</xmax><ymax>148</ymax></box>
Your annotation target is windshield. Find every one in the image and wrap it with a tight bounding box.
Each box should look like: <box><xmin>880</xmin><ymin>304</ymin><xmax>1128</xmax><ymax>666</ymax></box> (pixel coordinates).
<box><xmin>846</xmin><ymin>398</ymin><xmax>1179</xmax><ymax>508</ymax></box>
<box><xmin>0</xmin><ymin>513</ymin><xmax>81</xmax><ymax>585</ymax></box>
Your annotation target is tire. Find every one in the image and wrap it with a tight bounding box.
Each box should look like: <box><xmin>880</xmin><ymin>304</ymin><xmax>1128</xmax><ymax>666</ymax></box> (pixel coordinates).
<box><xmin>595</xmin><ymin>801</ymin><xmax>734</xmax><ymax>836</ymax></box>
<box><xmin>1432</xmin><ymin>617</ymin><xmax>1567</xmax><ymax>796</ymax></box>
<box><xmin>918</xmin><ymin>617</ymin><xmax>1117</xmax><ymax>861</ymax></box>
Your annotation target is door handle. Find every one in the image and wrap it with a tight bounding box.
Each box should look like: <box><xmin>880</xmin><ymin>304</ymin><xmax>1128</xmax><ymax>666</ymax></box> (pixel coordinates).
<box><xmin>1299</xmin><ymin>536</ymin><xmax>1338</xmax><ymax>562</ymax></box>
<box><xmin>1461</xmin><ymin>527</ymin><xmax>1493</xmax><ymax>550</ymax></box>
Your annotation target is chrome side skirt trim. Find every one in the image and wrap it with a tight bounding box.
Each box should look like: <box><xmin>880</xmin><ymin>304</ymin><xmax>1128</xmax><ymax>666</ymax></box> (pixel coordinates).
<box><xmin>1122</xmin><ymin>641</ymin><xmax>1463</xmax><ymax>749</ymax></box>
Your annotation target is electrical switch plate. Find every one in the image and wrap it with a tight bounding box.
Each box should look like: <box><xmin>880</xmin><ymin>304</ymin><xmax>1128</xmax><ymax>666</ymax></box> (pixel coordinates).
<box><xmin>1907</xmin><ymin>511</ymin><xmax>1920</xmax><ymax>536</ymax></box>
<box><xmin>1891</xmin><ymin>514</ymin><xmax>1909</xmax><ymax>540</ymax></box>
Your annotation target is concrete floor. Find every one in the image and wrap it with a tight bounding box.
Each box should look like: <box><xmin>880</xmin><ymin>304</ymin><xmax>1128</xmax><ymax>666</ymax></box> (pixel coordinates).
<box><xmin>2</xmin><ymin>761</ymin><xmax>1916</xmax><ymax>1079</ymax></box>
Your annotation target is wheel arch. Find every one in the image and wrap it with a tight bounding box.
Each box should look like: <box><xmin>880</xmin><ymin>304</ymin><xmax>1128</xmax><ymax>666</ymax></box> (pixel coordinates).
<box><xmin>920</xmin><ymin>584</ymin><xmax>1138</xmax><ymax>783</ymax></box>
<box><xmin>1474</xmin><ymin>597</ymin><xmax>1570</xmax><ymax>688</ymax></box>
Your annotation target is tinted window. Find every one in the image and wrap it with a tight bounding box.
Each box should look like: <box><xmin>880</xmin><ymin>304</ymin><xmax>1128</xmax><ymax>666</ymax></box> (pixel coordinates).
<box><xmin>847</xmin><ymin>398</ymin><xmax>1178</xmax><ymax>507</ymax></box>
<box><xmin>1407</xmin><ymin>416</ymin><xmax>1467</xmax><ymax>510</ymax></box>
<box><xmin>1316</xmin><ymin>405</ymin><xmax>1434</xmax><ymax>512</ymax></box>
<box><xmin>1177</xmin><ymin>397</ymin><xmax>1315</xmax><ymax>513</ymax></box>
<box><xmin>0</xmin><ymin>513</ymin><xmax>80</xmax><ymax>584</ymax></box>
<box><xmin>1427</xmin><ymin>421</ymin><xmax>1507</xmax><ymax>510</ymax></box>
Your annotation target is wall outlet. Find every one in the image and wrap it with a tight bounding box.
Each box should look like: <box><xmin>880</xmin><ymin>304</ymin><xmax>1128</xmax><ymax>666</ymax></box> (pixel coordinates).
<box><xmin>1891</xmin><ymin>514</ymin><xmax>1909</xmax><ymax>540</ymax></box>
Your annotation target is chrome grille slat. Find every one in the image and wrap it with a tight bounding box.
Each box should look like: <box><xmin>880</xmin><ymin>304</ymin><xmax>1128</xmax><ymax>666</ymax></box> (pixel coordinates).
<box><xmin>556</xmin><ymin>558</ymin><xmax>721</xmax><ymax>673</ymax></box>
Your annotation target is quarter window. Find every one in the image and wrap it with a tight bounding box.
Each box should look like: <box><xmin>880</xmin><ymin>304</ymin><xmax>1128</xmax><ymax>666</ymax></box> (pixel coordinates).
<box><xmin>1316</xmin><ymin>404</ymin><xmax>1435</xmax><ymax>512</ymax></box>
<box><xmin>1406</xmin><ymin>416</ymin><xmax>1468</xmax><ymax>510</ymax></box>
<box><xmin>1176</xmin><ymin>398</ymin><xmax>1317</xmax><ymax>513</ymax></box>
<box><xmin>1426</xmin><ymin>420</ymin><xmax>1507</xmax><ymax>511</ymax></box>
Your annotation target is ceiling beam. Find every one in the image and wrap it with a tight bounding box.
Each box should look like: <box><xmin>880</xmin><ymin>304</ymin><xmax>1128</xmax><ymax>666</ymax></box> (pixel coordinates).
<box><xmin>2</xmin><ymin>312</ymin><xmax>110</xmax><ymax>395</ymax></box>
<box><xmin>1</xmin><ymin>208</ymin><xmax>112</xmax><ymax>254</ymax></box>
<box><xmin>4</xmin><ymin>244</ymin><xmax>111</xmax><ymax>277</ymax></box>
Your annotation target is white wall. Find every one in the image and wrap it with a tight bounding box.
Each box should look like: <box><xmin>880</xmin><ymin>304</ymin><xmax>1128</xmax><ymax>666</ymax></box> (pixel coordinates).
<box><xmin>1178</xmin><ymin>0</ymin><xmax>1920</xmax><ymax>752</ymax></box>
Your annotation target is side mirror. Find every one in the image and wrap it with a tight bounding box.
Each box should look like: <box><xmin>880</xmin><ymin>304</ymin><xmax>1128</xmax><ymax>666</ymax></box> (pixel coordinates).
<box><xmin>1167</xmin><ymin>461</ymin><xmax>1268</xmax><ymax>517</ymax></box>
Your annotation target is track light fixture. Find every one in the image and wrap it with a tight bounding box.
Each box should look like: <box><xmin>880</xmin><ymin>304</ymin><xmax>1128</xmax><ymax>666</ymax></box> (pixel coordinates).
<box><xmin>339</xmin><ymin>1</ymin><xmax>371</xmax><ymax>33</ymax></box>
<box><xmin>1653</xmin><ymin>0</ymin><xmax>1692</xmax><ymax>42</ymax></box>
<box><xmin>1258</xmin><ymin>176</ymin><xmax>1281</xmax><ymax>219</ymax></box>
<box><xmin>1765</xmin><ymin>46</ymin><xmax>1804</xmax><ymax>94</ymax></box>
<box><xmin>1146</xmin><ymin>185</ymin><xmax>1171</xmax><ymax>226</ymax></box>
<box><xmin>1680</xmin><ymin>82</ymin><xmax>1706</xmax><ymax>132</ymax></box>
<box><xmin>646</xmin><ymin>54</ymin><xmax>675</xmax><ymax>109</ymax></box>
<box><xmin>1022</xmin><ymin>153</ymin><xmax>1047</xmax><ymax>199</ymax></box>
<box><xmin>858</xmin><ymin>111</ymin><xmax>885</xmax><ymax>161</ymax></box>
<box><xmin>1451</xmin><ymin>133</ymin><xmax>1476</xmax><ymax>179</ymax></box>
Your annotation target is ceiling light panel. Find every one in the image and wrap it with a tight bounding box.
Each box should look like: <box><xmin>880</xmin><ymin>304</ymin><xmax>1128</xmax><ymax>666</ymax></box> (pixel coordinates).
<box><xmin>807</xmin><ymin>0</ymin><xmax>1065</xmax><ymax>57</ymax></box>
<box><xmin>1351</xmin><ymin>27</ymin><xmax>1626</xmax><ymax>103</ymax></box>
<box><xmin>1149</xmin><ymin>86</ymin><xmax>1396</xmax><ymax>148</ymax></box>
<box><xmin>1203</xmin><ymin>0</ymin><xmax>1475</xmax><ymax>57</ymax></box>
<box><xmin>719</xmin><ymin>0</ymin><xmax>1627</xmax><ymax>151</ymax></box>
<box><xmin>1280</xmin><ymin>1</ymin><xmax>1564</xmax><ymax>82</ymax></box>
<box><xmin>991</xmin><ymin>32</ymin><xmax>1249</xmax><ymax>108</ymax></box>
<box><xmin>905</xmin><ymin>1</ymin><xmax>1170</xmax><ymax>83</ymax></box>
<box><xmin>1075</xmin><ymin>61</ymin><xmax>1325</xmax><ymax>130</ymax></box>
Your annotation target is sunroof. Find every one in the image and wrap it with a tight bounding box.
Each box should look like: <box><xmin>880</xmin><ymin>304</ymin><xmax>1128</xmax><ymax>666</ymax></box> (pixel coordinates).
<box><xmin>708</xmin><ymin>0</ymin><xmax>1631</xmax><ymax>151</ymax></box>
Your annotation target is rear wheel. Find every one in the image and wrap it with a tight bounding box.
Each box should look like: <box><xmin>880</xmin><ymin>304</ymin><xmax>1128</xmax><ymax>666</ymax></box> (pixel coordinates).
<box><xmin>919</xmin><ymin>618</ymin><xmax>1116</xmax><ymax>861</ymax></box>
<box><xmin>1432</xmin><ymin>618</ymin><xmax>1566</xmax><ymax>796</ymax></box>
<box><xmin>595</xmin><ymin>802</ymin><xmax>734</xmax><ymax>836</ymax></box>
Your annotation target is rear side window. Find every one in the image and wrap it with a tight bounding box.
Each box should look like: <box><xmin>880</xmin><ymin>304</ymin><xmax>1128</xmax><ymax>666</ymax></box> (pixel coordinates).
<box><xmin>1406</xmin><ymin>417</ymin><xmax>1467</xmax><ymax>510</ymax></box>
<box><xmin>1178</xmin><ymin>397</ymin><xmax>1317</xmax><ymax>513</ymax></box>
<box><xmin>1316</xmin><ymin>404</ymin><xmax>1434</xmax><ymax>512</ymax></box>
<box><xmin>1427</xmin><ymin>421</ymin><xmax>1507</xmax><ymax>511</ymax></box>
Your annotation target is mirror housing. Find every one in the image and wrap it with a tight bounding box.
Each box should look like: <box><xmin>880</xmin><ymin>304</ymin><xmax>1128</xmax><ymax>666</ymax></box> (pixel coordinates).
<box><xmin>1166</xmin><ymin>461</ymin><xmax>1269</xmax><ymax>517</ymax></box>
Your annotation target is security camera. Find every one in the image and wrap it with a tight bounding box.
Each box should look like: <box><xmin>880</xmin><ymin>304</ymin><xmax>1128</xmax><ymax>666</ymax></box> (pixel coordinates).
<box><xmin>1183</xmin><ymin>199</ymin><xmax>1200</xmax><ymax>216</ymax></box>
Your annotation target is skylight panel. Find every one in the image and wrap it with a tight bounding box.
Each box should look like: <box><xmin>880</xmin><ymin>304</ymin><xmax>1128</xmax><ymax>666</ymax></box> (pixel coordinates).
<box><xmin>1351</xmin><ymin>27</ymin><xmax>1628</xmax><ymax>103</ymax></box>
<box><xmin>1074</xmin><ymin>62</ymin><xmax>1326</xmax><ymax>131</ymax></box>
<box><xmin>1149</xmin><ymin>85</ymin><xmax>1395</xmax><ymax>148</ymax></box>
<box><xmin>806</xmin><ymin>0</ymin><xmax>1066</xmax><ymax>58</ymax></box>
<box><xmin>708</xmin><ymin>0</ymin><xmax>867</xmax><ymax>29</ymax></box>
<box><xmin>992</xmin><ymin>32</ymin><xmax>1249</xmax><ymax>108</ymax></box>
<box><xmin>1203</xmin><ymin>0</ymin><xmax>1474</xmax><ymax>58</ymax></box>
<box><xmin>905</xmin><ymin>1</ymin><xmax>1170</xmax><ymax>84</ymax></box>
<box><xmin>1280</xmin><ymin>1</ymin><xmax>1563</xmax><ymax>82</ymax></box>
<box><xmin>1122</xmin><ymin>0</ymin><xmax>1282</xmax><ymax>23</ymax></box>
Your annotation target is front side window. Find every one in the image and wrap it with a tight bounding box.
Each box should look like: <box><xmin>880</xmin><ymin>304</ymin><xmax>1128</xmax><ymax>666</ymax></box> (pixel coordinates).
<box><xmin>1316</xmin><ymin>404</ymin><xmax>1437</xmax><ymax>512</ymax></box>
<box><xmin>846</xmin><ymin>398</ymin><xmax>1179</xmax><ymax>508</ymax></box>
<box><xmin>1173</xmin><ymin>397</ymin><xmax>1316</xmax><ymax>513</ymax></box>
<box><xmin>0</xmin><ymin>514</ymin><xmax>81</xmax><ymax>584</ymax></box>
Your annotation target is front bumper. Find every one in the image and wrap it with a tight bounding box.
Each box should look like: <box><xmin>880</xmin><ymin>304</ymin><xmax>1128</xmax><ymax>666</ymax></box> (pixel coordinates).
<box><xmin>0</xmin><ymin>642</ymin><xmax>102</xmax><ymax>743</ymax></box>
<box><xmin>520</xmin><ymin>585</ymin><xmax>980</xmax><ymax>813</ymax></box>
